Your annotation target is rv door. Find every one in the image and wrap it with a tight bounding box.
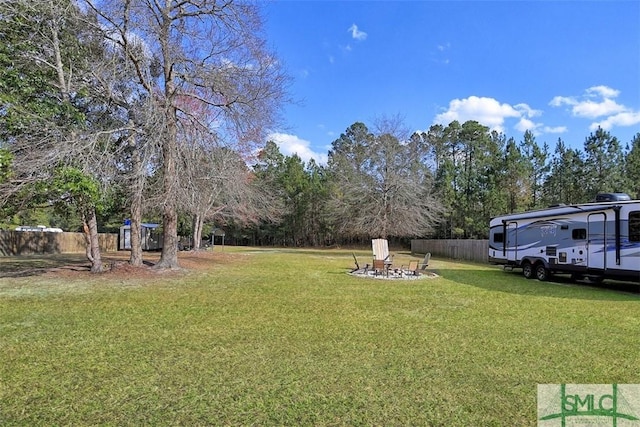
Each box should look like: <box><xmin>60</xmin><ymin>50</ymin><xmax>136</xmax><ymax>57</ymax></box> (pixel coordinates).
<box><xmin>587</xmin><ymin>213</ymin><xmax>606</xmax><ymax>270</ymax></box>
<box><xmin>507</xmin><ymin>222</ymin><xmax>518</xmax><ymax>262</ymax></box>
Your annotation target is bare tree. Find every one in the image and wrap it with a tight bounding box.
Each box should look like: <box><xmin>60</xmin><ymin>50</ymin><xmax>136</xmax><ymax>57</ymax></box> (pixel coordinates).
<box><xmin>178</xmin><ymin>144</ymin><xmax>263</xmax><ymax>250</ymax></box>
<box><xmin>84</xmin><ymin>0</ymin><xmax>290</xmax><ymax>269</ymax></box>
<box><xmin>327</xmin><ymin>117</ymin><xmax>445</xmax><ymax>240</ymax></box>
<box><xmin>175</xmin><ymin>113</ymin><xmax>282</xmax><ymax>249</ymax></box>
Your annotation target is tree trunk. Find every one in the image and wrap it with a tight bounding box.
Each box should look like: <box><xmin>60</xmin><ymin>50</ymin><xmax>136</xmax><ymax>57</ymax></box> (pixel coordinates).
<box><xmin>157</xmin><ymin>206</ymin><xmax>179</xmax><ymax>268</ymax></box>
<box><xmin>129</xmin><ymin>200</ymin><xmax>143</xmax><ymax>266</ymax></box>
<box><xmin>129</xmin><ymin>128</ymin><xmax>144</xmax><ymax>266</ymax></box>
<box><xmin>50</xmin><ymin>23</ymin><xmax>69</xmax><ymax>101</ymax></box>
<box><xmin>83</xmin><ymin>220</ymin><xmax>93</xmax><ymax>264</ymax></box>
<box><xmin>155</xmin><ymin>11</ymin><xmax>180</xmax><ymax>269</ymax></box>
<box><xmin>88</xmin><ymin>208</ymin><xmax>103</xmax><ymax>273</ymax></box>
<box><xmin>156</xmin><ymin>106</ymin><xmax>179</xmax><ymax>268</ymax></box>
<box><xmin>83</xmin><ymin>207</ymin><xmax>103</xmax><ymax>273</ymax></box>
<box><xmin>192</xmin><ymin>214</ymin><xmax>202</xmax><ymax>250</ymax></box>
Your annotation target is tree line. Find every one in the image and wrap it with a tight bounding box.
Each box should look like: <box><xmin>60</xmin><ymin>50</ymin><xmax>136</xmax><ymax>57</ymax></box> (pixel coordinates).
<box><xmin>2</xmin><ymin>2</ymin><xmax>639</xmax><ymax>271</ymax></box>
<box><xmin>241</xmin><ymin>119</ymin><xmax>640</xmax><ymax>246</ymax></box>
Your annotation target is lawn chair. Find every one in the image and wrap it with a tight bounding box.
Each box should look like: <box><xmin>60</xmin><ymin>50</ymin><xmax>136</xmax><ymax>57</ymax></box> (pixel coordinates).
<box><xmin>372</xmin><ymin>238</ymin><xmax>391</xmax><ymax>262</ymax></box>
<box><xmin>351</xmin><ymin>253</ymin><xmax>369</xmax><ymax>273</ymax></box>
<box><xmin>372</xmin><ymin>259</ymin><xmax>388</xmax><ymax>277</ymax></box>
<box><xmin>403</xmin><ymin>260</ymin><xmax>420</xmax><ymax>276</ymax></box>
<box><xmin>371</xmin><ymin>239</ymin><xmax>393</xmax><ymax>277</ymax></box>
<box><xmin>418</xmin><ymin>253</ymin><xmax>431</xmax><ymax>271</ymax></box>
<box><xmin>352</xmin><ymin>253</ymin><xmax>360</xmax><ymax>272</ymax></box>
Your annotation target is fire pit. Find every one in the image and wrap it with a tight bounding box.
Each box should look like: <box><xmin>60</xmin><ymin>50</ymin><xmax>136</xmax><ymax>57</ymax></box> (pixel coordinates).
<box><xmin>350</xmin><ymin>247</ymin><xmax>435</xmax><ymax>280</ymax></box>
<box><xmin>348</xmin><ymin>267</ymin><xmax>437</xmax><ymax>280</ymax></box>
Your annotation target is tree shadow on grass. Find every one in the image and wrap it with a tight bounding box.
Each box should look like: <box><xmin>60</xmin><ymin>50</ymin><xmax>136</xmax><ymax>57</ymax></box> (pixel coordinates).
<box><xmin>0</xmin><ymin>254</ymin><xmax>91</xmax><ymax>278</ymax></box>
<box><xmin>435</xmin><ymin>267</ymin><xmax>640</xmax><ymax>301</ymax></box>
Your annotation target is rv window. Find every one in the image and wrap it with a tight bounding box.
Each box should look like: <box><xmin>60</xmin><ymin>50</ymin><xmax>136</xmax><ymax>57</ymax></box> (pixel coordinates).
<box><xmin>493</xmin><ymin>232</ymin><xmax>504</xmax><ymax>243</ymax></box>
<box><xmin>630</xmin><ymin>212</ymin><xmax>640</xmax><ymax>242</ymax></box>
<box><xmin>572</xmin><ymin>228</ymin><xmax>586</xmax><ymax>240</ymax></box>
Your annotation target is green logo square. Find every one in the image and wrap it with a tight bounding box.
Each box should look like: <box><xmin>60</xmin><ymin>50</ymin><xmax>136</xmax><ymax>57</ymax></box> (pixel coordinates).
<box><xmin>538</xmin><ymin>384</ymin><xmax>640</xmax><ymax>426</ymax></box>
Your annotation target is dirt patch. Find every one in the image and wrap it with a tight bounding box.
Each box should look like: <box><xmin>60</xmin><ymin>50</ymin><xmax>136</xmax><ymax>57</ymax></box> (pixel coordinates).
<box><xmin>0</xmin><ymin>250</ymin><xmax>242</xmax><ymax>280</ymax></box>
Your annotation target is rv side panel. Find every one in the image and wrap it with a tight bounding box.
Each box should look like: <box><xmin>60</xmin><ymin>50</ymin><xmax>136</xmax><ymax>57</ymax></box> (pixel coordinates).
<box><xmin>489</xmin><ymin>200</ymin><xmax>640</xmax><ymax>283</ymax></box>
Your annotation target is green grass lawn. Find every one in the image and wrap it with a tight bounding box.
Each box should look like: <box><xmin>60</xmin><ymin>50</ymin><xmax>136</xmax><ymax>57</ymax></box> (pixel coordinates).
<box><xmin>1</xmin><ymin>248</ymin><xmax>639</xmax><ymax>426</ymax></box>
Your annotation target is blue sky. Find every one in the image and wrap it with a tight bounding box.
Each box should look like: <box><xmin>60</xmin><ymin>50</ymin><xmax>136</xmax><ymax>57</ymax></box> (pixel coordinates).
<box><xmin>262</xmin><ymin>0</ymin><xmax>640</xmax><ymax>164</ymax></box>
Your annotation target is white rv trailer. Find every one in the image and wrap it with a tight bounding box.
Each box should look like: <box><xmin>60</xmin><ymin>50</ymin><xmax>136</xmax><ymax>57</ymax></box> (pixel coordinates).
<box><xmin>488</xmin><ymin>194</ymin><xmax>640</xmax><ymax>283</ymax></box>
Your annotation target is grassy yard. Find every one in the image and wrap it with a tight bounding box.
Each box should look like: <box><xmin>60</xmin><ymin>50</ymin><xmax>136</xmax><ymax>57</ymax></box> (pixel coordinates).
<box><xmin>0</xmin><ymin>248</ymin><xmax>638</xmax><ymax>426</ymax></box>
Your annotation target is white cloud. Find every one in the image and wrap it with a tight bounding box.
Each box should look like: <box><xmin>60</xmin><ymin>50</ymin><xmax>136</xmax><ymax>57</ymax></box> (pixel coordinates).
<box><xmin>550</xmin><ymin>85</ymin><xmax>639</xmax><ymax>132</ymax></box>
<box><xmin>515</xmin><ymin>117</ymin><xmax>539</xmax><ymax>133</ymax></box>
<box><xmin>514</xmin><ymin>103</ymin><xmax>542</xmax><ymax>118</ymax></box>
<box><xmin>590</xmin><ymin>111</ymin><xmax>640</xmax><ymax>131</ymax></box>
<box><xmin>572</xmin><ymin>98</ymin><xmax>626</xmax><ymax>119</ymax></box>
<box><xmin>542</xmin><ymin>126</ymin><xmax>568</xmax><ymax>134</ymax></box>
<box><xmin>550</xmin><ymin>85</ymin><xmax>627</xmax><ymax>118</ymax></box>
<box><xmin>586</xmin><ymin>85</ymin><xmax>620</xmax><ymax>99</ymax></box>
<box><xmin>268</xmin><ymin>132</ymin><xmax>327</xmax><ymax>164</ymax></box>
<box><xmin>348</xmin><ymin>24</ymin><xmax>367</xmax><ymax>41</ymax></box>
<box><xmin>434</xmin><ymin>96</ymin><xmax>528</xmax><ymax>133</ymax></box>
<box><xmin>549</xmin><ymin>95</ymin><xmax>574</xmax><ymax>107</ymax></box>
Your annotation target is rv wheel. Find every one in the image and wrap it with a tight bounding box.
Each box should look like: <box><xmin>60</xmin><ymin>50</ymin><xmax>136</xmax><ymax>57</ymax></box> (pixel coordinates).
<box><xmin>535</xmin><ymin>264</ymin><xmax>549</xmax><ymax>281</ymax></box>
<box><xmin>522</xmin><ymin>262</ymin><xmax>534</xmax><ymax>279</ymax></box>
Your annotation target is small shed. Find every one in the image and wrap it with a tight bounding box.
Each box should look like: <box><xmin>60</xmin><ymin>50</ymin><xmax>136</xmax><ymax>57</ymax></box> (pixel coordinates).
<box><xmin>119</xmin><ymin>223</ymin><xmax>163</xmax><ymax>250</ymax></box>
<box><xmin>211</xmin><ymin>228</ymin><xmax>226</xmax><ymax>251</ymax></box>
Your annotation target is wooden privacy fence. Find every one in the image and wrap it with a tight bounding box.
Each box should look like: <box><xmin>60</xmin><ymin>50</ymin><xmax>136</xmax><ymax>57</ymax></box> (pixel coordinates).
<box><xmin>0</xmin><ymin>231</ymin><xmax>118</xmax><ymax>256</ymax></box>
<box><xmin>411</xmin><ymin>239</ymin><xmax>489</xmax><ymax>263</ymax></box>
